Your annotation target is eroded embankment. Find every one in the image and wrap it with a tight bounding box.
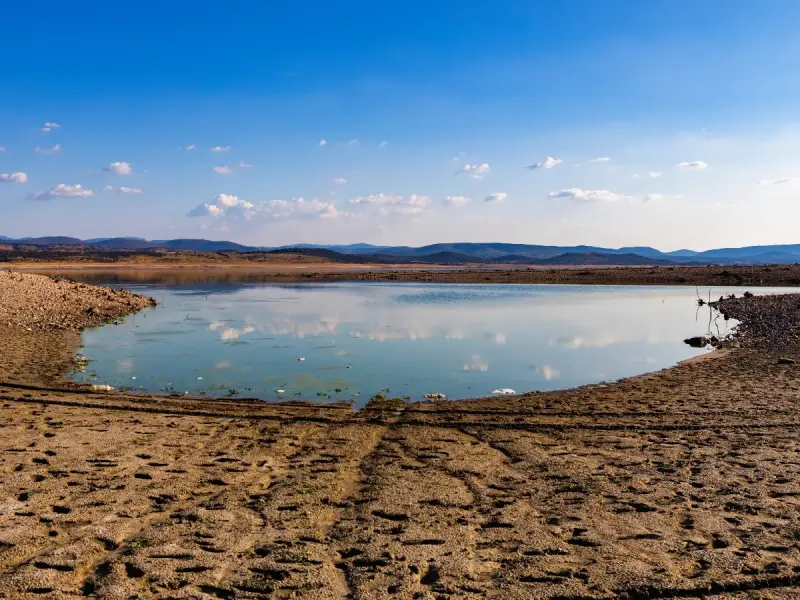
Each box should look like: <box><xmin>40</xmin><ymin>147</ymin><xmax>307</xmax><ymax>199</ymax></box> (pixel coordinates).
<box><xmin>2</xmin><ymin>271</ymin><xmax>800</xmax><ymax>599</ymax></box>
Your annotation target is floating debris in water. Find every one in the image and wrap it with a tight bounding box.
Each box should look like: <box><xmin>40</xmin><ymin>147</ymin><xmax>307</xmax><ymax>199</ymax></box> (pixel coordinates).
<box><xmin>275</xmin><ymin>389</ymin><xmax>286</xmax><ymax>393</ymax></box>
<box><xmin>196</xmin><ymin>376</ymin><xmax>203</xmax><ymax>380</ymax></box>
<box><xmin>91</xmin><ymin>384</ymin><xmax>114</xmax><ymax>392</ymax></box>
<box><xmin>73</xmin><ymin>354</ymin><xmax>90</xmax><ymax>372</ymax></box>
<box><xmin>298</xmin><ymin>357</ymin><xmax>305</xmax><ymax>362</ymax></box>
<box><xmin>491</xmin><ymin>388</ymin><xmax>516</xmax><ymax>395</ymax></box>
<box><xmin>424</xmin><ymin>393</ymin><xmax>447</xmax><ymax>400</ymax></box>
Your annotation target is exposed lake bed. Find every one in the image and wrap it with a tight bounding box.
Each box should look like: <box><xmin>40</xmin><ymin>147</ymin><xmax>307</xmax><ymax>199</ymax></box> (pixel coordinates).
<box><xmin>2</xmin><ymin>270</ymin><xmax>800</xmax><ymax>598</ymax></box>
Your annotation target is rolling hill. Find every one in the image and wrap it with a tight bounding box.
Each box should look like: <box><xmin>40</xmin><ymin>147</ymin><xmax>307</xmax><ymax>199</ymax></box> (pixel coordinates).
<box><xmin>2</xmin><ymin>235</ymin><xmax>800</xmax><ymax>265</ymax></box>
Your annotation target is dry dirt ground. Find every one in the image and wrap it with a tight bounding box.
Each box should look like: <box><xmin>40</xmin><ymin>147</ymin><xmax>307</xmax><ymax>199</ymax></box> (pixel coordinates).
<box><xmin>1</xmin><ymin>271</ymin><xmax>800</xmax><ymax>599</ymax></box>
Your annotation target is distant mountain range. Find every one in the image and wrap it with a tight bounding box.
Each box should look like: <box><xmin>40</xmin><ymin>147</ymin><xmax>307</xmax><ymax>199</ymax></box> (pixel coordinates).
<box><xmin>2</xmin><ymin>235</ymin><xmax>800</xmax><ymax>265</ymax></box>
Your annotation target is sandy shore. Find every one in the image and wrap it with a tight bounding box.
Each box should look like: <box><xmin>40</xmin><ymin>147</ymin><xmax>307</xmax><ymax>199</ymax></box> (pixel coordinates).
<box><xmin>1</xmin><ymin>271</ymin><xmax>800</xmax><ymax>598</ymax></box>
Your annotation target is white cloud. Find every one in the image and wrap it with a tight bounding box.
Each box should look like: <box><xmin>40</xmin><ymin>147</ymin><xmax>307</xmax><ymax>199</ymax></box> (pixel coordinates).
<box><xmin>553</xmin><ymin>185</ymin><xmax>677</xmax><ymax>204</ymax></box>
<box><xmin>209</xmin><ymin>321</ymin><xmax>255</xmax><ymax>341</ymax></box>
<box><xmin>458</xmin><ymin>163</ymin><xmax>491</xmax><ymax>179</ymax></box>
<box><xmin>676</xmin><ymin>160</ymin><xmax>709</xmax><ymax>169</ymax></box>
<box><xmin>30</xmin><ymin>184</ymin><xmax>93</xmax><ymax>200</ymax></box>
<box><xmin>550</xmin><ymin>333</ymin><xmax>617</xmax><ymax>348</ymax></box>
<box><xmin>444</xmin><ymin>195</ymin><xmax>471</xmax><ymax>207</ymax></box>
<box><xmin>526</xmin><ymin>156</ymin><xmax>562</xmax><ymax>170</ymax></box>
<box><xmin>486</xmin><ymin>332</ymin><xmax>506</xmax><ymax>345</ymax></box>
<box><xmin>350</xmin><ymin>327</ymin><xmax>429</xmax><ymax>342</ymax></box>
<box><xmin>379</xmin><ymin>141</ymin><xmax>389</xmax><ymax>148</ymax></box>
<box><xmin>535</xmin><ymin>365</ymin><xmax>560</xmax><ymax>380</ymax></box>
<box><xmin>644</xmin><ymin>193</ymin><xmax>684</xmax><ymax>202</ymax></box>
<box><xmin>119</xmin><ymin>186</ymin><xmax>142</xmax><ymax>194</ymax></box>
<box><xmin>463</xmin><ymin>355</ymin><xmax>488</xmax><ymax>372</ymax></box>
<box><xmin>264</xmin><ymin>198</ymin><xmax>349</xmax><ymax>220</ymax></box>
<box><xmin>333</xmin><ymin>177</ymin><xmax>347</xmax><ymax>184</ymax></box>
<box><xmin>348</xmin><ymin>139</ymin><xmax>360</xmax><ymax>147</ymax></box>
<box><xmin>0</xmin><ymin>147</ymin><xmax>6</xmax><ymax>152</ymax></box>
<box><xmin>0</xmin><ymin>172</ymin><xmax>28</xmax><ymax>183</ymax></box>
<box><xmin>238</xmin><ymin>161</ymin><xmax>252</xmax><ymax>168</ymax></box>
<box><xmin>188</xmin><ymin>194</ymin><xmax>349</xmax><ymax>220</ymax></box>
<box><xmin>213</xmin><ymin>166</ymin><xmax>233</xmax><ymax>174</ymax></box>
<box><xmin>41</xmin><ymin>122</ymin><xmax>60</xmax><ymax>132</ymax></box>
<box><xmin>104</xmin><ymin>161</ymin><xmax>133</xmax><ymax>175</ymax></box>
<box><xmin>549</xmin><ymin>188</ymin><xmax>632</xmax><ymax>203</ymax></box>
<box><xmin>758</xmin><ymin>177</ymin><xmax>796</xmax><ymax>185</ymax></box>
<box><xmin>648</xmin><ymin>171</ymin><xmax>662</xmax><ymax>179</ymax></box>
<box><xmin>444</xmin><ymin>328</ymin><xmax>466</xmax><ymax>340</ymax></box>
<box><xmin>588</xmin><ymin>157</ymin><xmax>610</xmax><ymax>163</ymax></box>
<box><xmin>350</xmin><ymin>193</ymin><xmax>432</xmax><ymax>207</ymax></box>
<box><xmin>319</xmin><ymin>139</ymin><xmax>327</xmax><ymax>146</ymax></box>
<box><xmin>211</xmin><ymin>146</ymin><xmax>231</xmax><ymax>152</ymax></box>
<box><xmin>189</xmin><ymin>194</ymin><xmax>254</xmax><ymax>218</ymax></box>
<box><xmin>394</xmin><ymin>206</ymin><xmax>425</xmax><ymax>216</ymax></box>
<box><xmin>102</xmin><ymin>185</ymin><xmax>113</xmax><ymax>192</ymax></box>
<box><xmin>35</xmin><ymin>144</ymin><xmax>61</xmax><ymax>154</ymax></box>
<box><xmin>484</xmin><ymin>192</ymin><xmax>507</xmax><ymax>203</ymax></box>
<box><xmin>185</xmin><ymin>144</ymin><xmax>196</xmax><ymax>151</ymax></box>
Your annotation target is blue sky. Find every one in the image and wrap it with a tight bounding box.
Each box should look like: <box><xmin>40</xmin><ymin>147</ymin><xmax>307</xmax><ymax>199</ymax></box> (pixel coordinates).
<box><xmin>1</xmin><ymin>0</ymin><xmax>799</xmax><ymax>250</ymax></box>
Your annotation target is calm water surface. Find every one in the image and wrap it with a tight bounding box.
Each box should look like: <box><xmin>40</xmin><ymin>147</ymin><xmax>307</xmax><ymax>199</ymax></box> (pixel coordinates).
<box><xmin>72</xmin><ymin>282</ymin><xmax>793</xmax><ymax>406</ymax></box>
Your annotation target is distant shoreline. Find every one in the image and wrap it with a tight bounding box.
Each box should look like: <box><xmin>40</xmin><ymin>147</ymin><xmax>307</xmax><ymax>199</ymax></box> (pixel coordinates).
<box><xmin>10</xmin><ymin>261</ymin><xmax>800</xmax><ymax>288</ymax></box>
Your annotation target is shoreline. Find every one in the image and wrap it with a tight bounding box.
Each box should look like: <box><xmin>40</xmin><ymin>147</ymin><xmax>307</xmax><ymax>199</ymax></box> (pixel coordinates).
<box><xmin>2</xmin><ymin>271</ymin><xmax>800</xmax><ymax>598</ymax></box>
<box><xmin>10</xmin><ymin>261</ymin><xmax>800</xmax><ymax>288</ymax></box>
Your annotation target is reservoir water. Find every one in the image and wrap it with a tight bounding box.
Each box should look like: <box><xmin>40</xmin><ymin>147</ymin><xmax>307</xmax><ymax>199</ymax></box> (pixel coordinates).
<box><xmin>71</xmin><ymin>281</ymin><xmax>793</xmax><ymax>406</ymax></box>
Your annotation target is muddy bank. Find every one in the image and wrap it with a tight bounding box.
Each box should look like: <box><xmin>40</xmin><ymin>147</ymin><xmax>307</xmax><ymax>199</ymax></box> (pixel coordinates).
<box><xmin>1</xmin><ymin>271</ymin><xmax>800</xmax><ymax>598</ymax></box>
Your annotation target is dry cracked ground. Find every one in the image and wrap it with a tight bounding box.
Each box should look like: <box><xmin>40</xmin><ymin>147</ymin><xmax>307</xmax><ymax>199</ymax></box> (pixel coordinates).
<box><xmin>1</xmin><ymin>272</ymin><xmax>800</xmax><ymax>599</ymax></box>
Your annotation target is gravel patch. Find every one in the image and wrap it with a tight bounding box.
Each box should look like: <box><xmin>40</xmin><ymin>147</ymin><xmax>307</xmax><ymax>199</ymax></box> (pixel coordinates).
<box><xmin>0</xmin><ymin>270</ymin><xmax>156</xmax><ymax>332</ymax></box>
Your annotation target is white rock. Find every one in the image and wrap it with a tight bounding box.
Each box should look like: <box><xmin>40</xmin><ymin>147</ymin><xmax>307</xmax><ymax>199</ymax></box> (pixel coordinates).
<box><xmin>91</xmin><ymin>384</ymin><xmax>114</xmax><ymax>392</ymax></box>
<box><xmin>491</xmin><ymin>388</ymin><xmax>516</xmax><ymax>395</ymax></box>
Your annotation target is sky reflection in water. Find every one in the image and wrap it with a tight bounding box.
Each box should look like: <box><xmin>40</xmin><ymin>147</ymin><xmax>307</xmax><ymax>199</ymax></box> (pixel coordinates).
<box><xmin>73</xmin><ymin>283</ymin><xmax>792</xmax><ymax>406</ymax></box>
